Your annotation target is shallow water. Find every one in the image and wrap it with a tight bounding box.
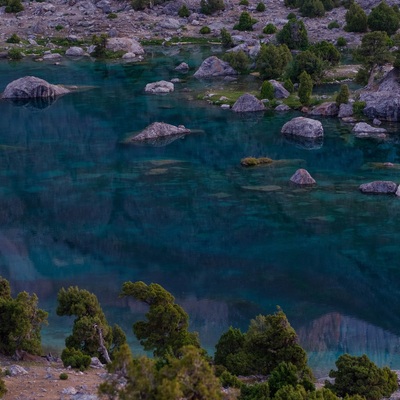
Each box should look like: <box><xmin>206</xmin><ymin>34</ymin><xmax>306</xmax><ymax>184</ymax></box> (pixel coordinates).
<box><xmin>1</xmin><ymin>47</ymin><xmax>400</xmax><ymax>376</ymax></box>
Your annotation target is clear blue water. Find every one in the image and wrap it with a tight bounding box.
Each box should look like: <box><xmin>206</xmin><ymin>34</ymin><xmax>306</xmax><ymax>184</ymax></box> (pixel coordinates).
<box><xmin>1</xmin><ymin>46</ymin><xmax>400</xmax><ymax>377</ymax></box>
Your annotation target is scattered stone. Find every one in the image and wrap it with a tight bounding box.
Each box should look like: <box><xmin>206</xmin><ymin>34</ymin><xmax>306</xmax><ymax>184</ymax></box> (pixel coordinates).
<box><xmin>175</xmin><ymin>62</ymin><xmax>189</xmax><ymax>72</ymax></box>
<box><xmin>275</xmin><ymin>104</ymin><xmax>291</xmax><ymax>112</ymax></box>
<box><xmin>309</xmin><ymin>102</ymin><xmax>338</xmax><ymax>116</ymax></box>
<box><xmin>269</xmin><ymin>79</ymin><xmax>290</xmax><ymax>99</ymax></box>
<box><xmin>125</xmin><ymin>122</ymin><xmax>190</xmax><ymax>142</ymax></box>
<box><xmin>62</xmin><ymin>387</ymin><xmax>78</xmax><ymax>395</ymax></box>
<box><xmin>373</xmin><ymin>118</ymin><xmax>381</xmax><ymax>126</ymax></box>
<box><xmin>232</xmin><ymin>93</ymin><xmax>265</xmax><ymax>112</ymax></box>
<box><xmin>359</xmin><ymin>181</ymin><xmax>397</xmax><ymax>194</ymax></box>
<box><xmin>145</xmin><ymin>80</ymin><xmax>174</xmax><ymax>94</ymax></box>
<box><xmin>8</xmin><ymin>365</ymin><xmax>29</xmax><ymax>376</ymax></box>
<box><xmin>193</xmin><ymin>56</ymin><xmax>238</xmax><ymax>78</ymax></box>
<box><xmin>2</xmin><ymin>76</ymin><xmax>69</xmax><ymax>99</ymax></box>
<box><xmin>290</xmin><ymin>168</ymin><xmax>316</xmax><ymax>185</ymax></box>
<box><xmin>281</xmin><ymin>117</ymin><xmax>324</xmax><ymax>139</ymax></box>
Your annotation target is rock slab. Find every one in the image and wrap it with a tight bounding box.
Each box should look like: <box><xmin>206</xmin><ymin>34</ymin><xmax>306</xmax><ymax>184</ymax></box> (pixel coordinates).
<box><xmin>2</xmin><ymin>76</ymin><xmax>69</xmax><ymax>99</ymax></box>
<box><xmin>232</xmin><ymin>93</ymin><xmax>265</xmax><ymax>112</ymax></box>
<box><xmin>281</xmin><ymin>117</ymin><xmax>324</xmax><ymax>139</ymax></box>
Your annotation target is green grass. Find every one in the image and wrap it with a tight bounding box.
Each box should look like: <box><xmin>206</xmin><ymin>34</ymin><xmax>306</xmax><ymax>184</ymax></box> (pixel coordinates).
<box><xmin>141</xmin><ymin>36</ymin><xmax>221</xmax><ymax>46</ymax></box>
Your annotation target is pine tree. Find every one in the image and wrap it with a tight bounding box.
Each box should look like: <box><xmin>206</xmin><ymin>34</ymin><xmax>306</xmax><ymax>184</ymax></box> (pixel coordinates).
<box><xmin>298</xmin><ymin>71</ymin><xmax>313</xmax><ymax>106</ymax></box>
<box><xmin>345</xmin><ymin>3</ymin><xmax>368</xmax><ymax>32</ymax></box>
<box><xmin>336</xmin><ymin>84</ymin><xmax>349</xmax><ymax>106</ymax></box>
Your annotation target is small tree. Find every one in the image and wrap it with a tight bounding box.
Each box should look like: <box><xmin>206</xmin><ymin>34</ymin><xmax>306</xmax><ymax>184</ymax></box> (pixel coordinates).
<box><xmin>298</xmin><ymin>70</ymin><xmax>313</xmax><ymax>106</ymax></box>
<box><xmin>367</xmin><ymin>1</ymin><xmax>400</xmax><ymax>35</ymax></box>
<box><xmin>256</xmin><ymin>1</ymin><xmax>265</xmax><ymax>11</ymax></box>
<box><xmin>178</xmin><ymin>4</ymin><xmax>190</xmax><ymax>17</ymax></box>
<box><xmin>223</xmin><ymin>50</ymin><xmax>250</xmax><ymax>74</ymax></box>
<box><xmin>200</xmin><ymin>0</ymin><xmax>225</xmax><ymax>14</ymax></box>
<box><xmin>326</xmin><ymin>354</ymin><xmax>398</xmax><ymax>400</ymax></box>
<box><xmin>260</xmin><ymin>80</ymin><xmax>275</xmax><ymax>99</ymax></box>
<box><xmin>276</xmin><ymin>19</ymin><xmax>308</xmax><ymax>50</ymax></box>
<box><xmin>263</xmin><ymin>23</ymin><xmax>277</xmax><ymax>34</ymax></box>
<box><xmin>256</xmin><ymin>43</ymin><xmax>292</xmax><ymax>79</ymax></box>
<box><xmin>220</xmin><ymin>27</ymin><xmax>234</xmax><ymax>47</ymax></box>
<box><xmin>336</xmin><ymin>84</ymin><xmax>349</xmax><ymax>106</ymax></box>
<box><xmin>0</xmin><ymin>377</ymin><xmax>7</xmax><ymax>399</ymax></box>
<box><xmin>345</xmin><ymin>3</ymin><xmax>368</xmax><ymax>32</ymax></box>
<box><xmin>309</xmin><ymin>40</ymin><xmax>340</xmax><ymax>66</ymax></box>
<box><xmin>91</xmin><ymin>34</ymin><xmax>108</xmax><ymax>58</ymax></box>
<box><xmin>5</xmin><ymin>0</ymin><xmax>23</xmax><ymax>13</ymax></box>
<box><xmin>284</xmin><ymin>78</ymin><xmax>295</xmax><ymax>93</ymax></box>
<box><xmin>300</xmin><ymin>0</ymin><xmax>325</xmax><ymax>17</ymax></box>
<box><xmin>234</xmin><ymin>11</ymin><xmax>257</xmax><ymax>31</ymax></box>
<box><xmin>286</xmin><ymin>50</ymin><xmax>324</xmax><ymax>82</ymax></box>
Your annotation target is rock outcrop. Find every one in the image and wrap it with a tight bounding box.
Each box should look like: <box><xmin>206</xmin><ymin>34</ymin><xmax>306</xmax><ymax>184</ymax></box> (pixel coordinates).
<box><xmin>281</xmin><ymin>117</ymin><xmax>324</xmax><ymax>139</ymax></box>
<box><xmin>2</xmin><ymin>76</ymin><xmax>69</xmax><ymax>99</ymax></box>
<box><xmin>359</xmin><ymin>181</ymin><xmax>397</xmax><ymax>194</ymax></box>
<box><xmin>309</xmin><ymin>102</ymin><xmax>339</xmax><ymax>116</ymax></box>
<box><xmin>269</xmin><ymin>80</ymin><xmax>290</xmax><ymax>99</ymax></box>
<box><xmin>125</xmin><ymin>122</ymin><xmax>190</xmax><ymax>144</ymax></box>
<box><xmin>232</xmin><ymin>93</ymin><xmax>265</xmax><ymax>112</ymax></box>
<box><xmin>290</xmin><ymin>169</ymin><xmax>316</xmax><ymax>185</ymax></box>
<box><xmin>193</xmin><ymin>56</ymin><xmax>238</xmax><ymax>78</ymax></box>
<box><xmin>145</xmin><ymin>80</ymin><xmax>174</xmax><ymax>94</ymax></box>
<box><xmin>338</xmin><ymin>103</ymin><xmax>353</xmax><ymax>118</ymax></box>
<box><xmin>106</xmin><ymin>37</ymin><xmax>145</xmax><ymax>58</ymax></box>
<box><xmin>352</xmin><ymin>122</ymin><xmax>387</xmax><ymax>138</ymax></box>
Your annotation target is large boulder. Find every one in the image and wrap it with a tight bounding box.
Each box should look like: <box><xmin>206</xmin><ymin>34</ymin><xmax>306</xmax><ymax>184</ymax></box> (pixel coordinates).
<box><xmin>2</xmin><ymin>76</ymin><xmax>69</xmax><ymax>99</ymax></box>
<box><xmin>106</xmin><ymin>37</ymin><xmax>145</xmax><ymax>57</ymax></box>
<box><xmin>125</xmin><ymin>122</ymin><xmax>190</xmax><ymax>144</ymax></box>
<box><xmin>281</xmin><ymin>117</ymin><xmax>324</xmax><ymax>139</ymax></box>
<box><xmin>359</xmin><ymin>181</ymin><xmax>397</xmax><ymax>194</ymax></box>
<box><xmin>194</xmin><ymin>56</ymin><xmax>238</xmax><ymax>78</ymax></box>
<box><xmin>352</xmin><ymin>122</ymin><xmax>387</xmax><ymax>138</ymax></box>
<box><xmin>65</xmin><ymin>46</ymin><xmax>87</xmax><ymax>57</ymax></box>
<box><xmin>269</xmin><ymin>80</ymin><xmax>290</xmax><ymax>99</ymax></box>
<box><xmin>232</xmin><ymin>93</ymin><xmax>265</xmax><ymax>112</ymax></box>
<box><xmin>338</xmin><ymin>103</ymin><xmax>353</xmax><ymax>118</ymax></box>
<box><xmin>145</xmin><ymin>81</ymin><xmax>174</xmax><ymax>94</ymax></box>
<box><xmin>290</xmin><ymin>169</ymin><xmax>316</xmax><ymax>185</ymax></box>
<box><xmin>309</xmin><ymin>102</ymin><xmax>339</xmax><ymax>116</ymax></box>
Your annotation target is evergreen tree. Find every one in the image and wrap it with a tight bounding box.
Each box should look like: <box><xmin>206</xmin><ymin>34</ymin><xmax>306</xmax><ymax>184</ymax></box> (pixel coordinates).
<box><xmin>234</xmin><ymin>11</ymin><xmax>256</xmax><ymax>31</ymax></box>
<box><xmin>367</xmin><ymin>1</ymin><xmax>400</xmax><ymax>36</ymax></box>
<box><xmin>220</xmin><ymin>27</ymin><xmax>234</xmax><ymax>48</ymax></box>
<box><xmin>276</xmin><ymin>19</ymin><xmax>309</xmax><ymax>50</ymax></box>
<box><xmin>260</xmin><ymin>80</ymin><xmax>275</xmax><ymax>99</ymax></box>
<box><xmin>256</xmin><ymin>43</ymin><xmax>292</xmax><ymax>79</ymax></box>
<box><xmin>345</xmin><ymin>3</ymin><xmax>368</xmax><ymax>32</ymax></box>
<box><xmin>336</xmin><ymin>84</ymin><xmax>349</xmax><ymax>106</ymax></box>
<box><xmin>300</xmin><ymin>0</ymin><xmax>325</xmax><ymax>17</ymax></box>
<box><xmin>298</xmin><ymin>70</ymin><xmax>313</xmax><ymax>106</ymax></box>
<box><xmin>309</xmin><ymin>40</ymin><xmax>341</xmax><ymax>66</ymax></box>
<box><xmin>286</xmin><ymin>50</ymin><xmax>324</xmax><ymax>82</ymax></box>
<box><xmin>200</xmin><ymin>0</ymin><xmax>225</xmax><ymax>15</ymax></box>
<box><xmin>178</xmin><ymin>4</ymin><xmax>190</xmax><ymax>17</ymax></box>
<box><xmin>223</xmin><ymin>50</ymin><xmax>250</xmax><ymax>74</ymax></box>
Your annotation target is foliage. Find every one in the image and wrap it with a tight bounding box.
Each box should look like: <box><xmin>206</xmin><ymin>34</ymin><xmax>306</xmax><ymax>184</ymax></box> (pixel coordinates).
<box><xmin>200</xmin><ymin>26</ymin><xmax>211</xmax><ymax>34</ymax></box>
<box><xmin>308</xmin><ymin>388</ymin><xmax>341</xmax><ymax>399</ymax></box>
<box><xmin>8</xmin><ymin>48</ymin><xmax>23</xmax><ymax>60</ymax></box>
<box><xmin>354</xmin><ymin>68</ymin><xmax>369</xmax><ymax>85</ymax></box>
<box><xmin>59</xmin><ymin>373</ymin><xmax>68</xmax><ymax>380</ymax></box>
<box><xmin>239</xmin><ymin>0</ymin><xmax>249</xmax><ymax>5</ymax></box>
<box><xmin>55</xmin><ymin>24</ymin><xmax>64</xmax><ymax>31</ymax></box>
<box><xmin>355</xmin><ymin>31</ymin><xmax>393</xmax><ymax>73</ymax></box>
<box><xmin>276</xmin><ymin>19</ymin><xmax>308</xmax><ymax>50</ymax></box>
<box><xmin>300</xmin><ymin>0</ymin><xmax>325</xmax><ymax>17</ymax></box>
<box><xmin>99</xmin><ymin>344</ymin><xmax>222</xmax><ymax>400</ymax></box>
<box><xmin>326</xmin><ymin>354</ymin><xmax>398</xmax><ymax>400</ymax></box>
<box><xmin>57</xmin><ymin>286</ymin><xmax>125</xmax><ymax>362</ymax></box>
<box><xmin>284</xmin><ymin>78</ymin><xmax>295</xmax><ymax>93</ymax></box>
<box><xmin>287</xmin><ymin>12</ymin><xmax>297</xmax><ymax>19</ymax></box>
<box><xmin>234</xmin><ymin>11</ymin><xmax>257</xmax><ymax>31</ymax></box>
<box><xmin>4</xmin><ymin>0</ymin><xmax>23</xmax><ymax>13</ymax></box>
<box><xmin>200</xmin><ymin>0</ymin><xmax>225</xmax><ymax>15</ymax></box>
<box><xmin>178</xmin><ymin>4</ymin><xmax>190</xmax><ymax>17</ymax></box>
<box><xmin>367</xmin><ymin>1</ymin><xmax>400</xmax><ymax>35</ymax></box>
<box><xmin>256</xmin><ymin>1</ymin><xmax>266</xmax><ymax>11</ymax></box>
<box><xmin>274</xmin><ymin>384</ymin><xmax>307</xmax><ymax>400</ymax></box>
<box><xmin>335</xmin><ymin>84</ymin><xmax>349</xmax><ymax>106</ymax></box>
<box><xmin>91</xmin><ymin>34</ymin><xmax>108</xmax><ymax>58</ymax></box>
<box><xmin>256</xmin><ymin>43</ymin><xmax>292</xmax><ymax>79</ymax></box>
<box><xmin>107</xmin><ymin>12</ymin><xmax>118</xmax><ymax>19</ymax></box>
<box><xmin>286</xmin><ymin>50</ymin><xmax>324</xmax><ymax>82</ymax></box>
<box><xmin>345</xmin><ymin>3</ymin><xmax>368</xmax><ymax>32</ymax></box>
<box><xmin>285</xmin><ymin>0</ymin><xmax>297</xmax><ymax>8</ymax></box>
<box><xmin>61</xmin><ymin>348</ymin><xmax>91</xmax><ymax>370</ymax></box>
<box><xmin>0</xmin><ymin>377</ymin><xmax>6</xmax><ymax>398</ymax></box>
<box><xmin>321</xmin><ymin>0</ymin><xmax>334</xmax><ymax>11</ymax></box>
<box><xmin>260</xmin><ymin>80</ymin><xmax>275</xmax><ymax>99</ymax></box>
<box><xmin>6</xmin><ymin>33</ymin><xmax>20</xmax><ymax>43</ymax></box>
<box><xmin>353</xmin><ymin>100</ymin><xmax>366</xmax><ymax>116</ymax></box>
<box><xmin>223</xmin><ymin>50</ymin><xmax>250</xmax><ymax>74</ymax></box>
<box><xmin>298</xmin><ymin>70</ymin><xmax>313</xmax><ymax>106</ymax></box>
<box><xmin>336</xmin><ymin>36</ymin><xmax>347</xmax><ymax>46</ymax></box>
<box><xmin>221</xmin><ymin>28</ymin><xmax>234</xmax><ymax>47</ymax></box>
<box><xmin>239</xmin><ymin>382</ymin><xmax>270</xmax><ymax>400</ymax></box>
<box><xmin>219</xmin><ymin>370</ymin><xmax>243</xmax><ymax>388</ymax></box>
<box><xmin>309</xmin><ymin>41</ymin><xmax>340</xmax><ymax>66</ymax></box>
<box><xmin>121</xmin><ymin>281</ymin><xmax>200</xmax><ymax>359</ymax></box>
<box><xmin>328</xmin><ymin>21</ymin><xmax>340</xmax><ymax>29</ymax></box>
<box><xmin>0</xmin><ymin>277</ymin><xmax>48</xmax><ymax>356</ymax></box>
<box><xmin>263</xmin><ymin>23</ymin><xmax>277</xmax><ymax>34</ymax></box>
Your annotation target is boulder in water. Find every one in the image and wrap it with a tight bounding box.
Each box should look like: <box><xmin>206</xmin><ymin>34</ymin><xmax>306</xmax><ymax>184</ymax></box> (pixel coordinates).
<box><xmin>281</xmin><ymin>117</ymin><xmax>324</xmax><ymax>139</ymax></box>
<box><xmin>290</xmin><ymin>169</ymin><xmax>316</xmax><ymax>185</ymax></box>
<box><xmin>359</xmin><ymin>181</ymin><xmax>397</xmax><ymax>194</ymax></box>
<box><xmin>232</xmin><ymin>93</ymin><xmax>265</xmax><ymax>112</ymax></box>
<box><xmin>145</xmin><ymin>81</ymin><xmax>174</xmax><ymax>94</ymax></box>
<box><xmin>125</xmin><ymin>122</ymin><xmax>190</xmax><ymax>144</ymax></box>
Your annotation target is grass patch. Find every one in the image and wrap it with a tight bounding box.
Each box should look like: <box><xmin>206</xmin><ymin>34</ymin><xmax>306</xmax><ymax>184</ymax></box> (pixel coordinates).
<box><xmin>141</xmin><ymin>36</ymin><xmax>221</xmax><ymax>46</ymax></box>
<box><xmin>200</xmin><ymin>88</ymin><xmax>259</xmax><ymax>106</ymax></box>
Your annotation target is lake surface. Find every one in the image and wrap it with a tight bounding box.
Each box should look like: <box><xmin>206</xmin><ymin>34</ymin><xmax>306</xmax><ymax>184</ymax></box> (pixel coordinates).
<box><xmin>1</xmin><ymin>45</ymin><xmax>400</xmax><ymax>377</ymax></box>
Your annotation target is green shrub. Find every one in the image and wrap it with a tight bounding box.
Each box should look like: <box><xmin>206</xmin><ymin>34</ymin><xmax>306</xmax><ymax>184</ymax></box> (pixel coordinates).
<box><xmin>368</xmin><ymin>1</ymin><xmax>400</xmax><ymax>36</ymax></box>
<box><xmin>328</xmin><ymin>20</ymin><xmax>340</xmax><ymax>29</ymax></box>
<box><xmin>239</xmin><ymin>0</ymin><xmax>249</xmax><ymax>5</ymax></box>
<box><xmin>298</xmin><ymin>70</ymin><xmax>313</xmax><ymax>106</ymax></box>
<box><xmin>260</xmin><ymin>80</ymin><xmax>275</xmax><ymax>99</ymax></box>
<box><xmin>326</xmin><ymin>354</ymin><xmax>398</xmax><ymax>400</ymax></box>
<box><xmin>345</xmin><ymin>3</ymin><xmax>368</xmax><ymax>32</ymax></box>
<box><xmin>287</xmin><ymin>12</ymin><xmax>297</xmax><ymax>19</ymax></box>
<box><xmin>59</xmin><ymin>373</ymin><xmax>68</xmax><ymax>380</ymax></box>
<box><xmin>5</xmin><ymin>0</ymin><xmax>23</xmax><ymax>13</ymax></box>
<box><xmin>284</xmin><ymin>78</ymin><xmax>294</xmax><ymax>93</ymax></box>
<box><xmin>321</xmin><ymin>0</ymin><xmax>334</xmax><ymax>11</ymax></box>
<box><xmin>6</xmin><ymin>33</ymin><xmax>20</xmax><ymax>43</ymax></box>
<box><xmin>221</xmin><ymin>28</ymin><xmax>234</xmax><ymax>47</ymax></box>
<box><xmin>256</xmin><ymin>1</ymin><xmax>265</xmax><ymax>11</ymax></box>
<box><xmin>256</xmin><ymin>43</ymin><xmax>292</xmax><ymax>79</ymax></box>
<box><xmin>131</xmin><ymin>0</ymin><xmax>148</xmax><ymax>9</ymax></box>
<box><xmin>284</xmin><ymin>0</ymin><xmax>297</xmax><ymax>8</ymax></box>
<box><xmin>286</xmin><ymin>50</ymin><xmax>324</xmax><ymax>82</ymax></box>
<box><xmin>352</xmin><ymin>100</ymin><xmax>366</xmax><ymax>116</ymax></box>
<box><xmin>61</xmin><ymin>348</ymin><xmax>91</xmax><ymax>370</ymax></box>
<box><xmin>0</xmin><ymin>377</ymin><xmax>7</xmax><ymax>398</ymax></box>
<box><xmin>336</xmin><ymin>36</ymin><xmax>347</xmax><ymax>46</ymax></box>
<box><xmin>276</xmin><ymin>19</ymin><xmax>308</xmax><ymax>50</ymax></box>
<box><xmin>55</xmin><ymin>24</ymin><xmax>64</xmax><ymax>31</ymax></box>
<box><xmin>200</xmin><ymin>0</ymin><xmax>225</xmax><ymax>14</ymax></box>
<box><xmin>310</xmin><ymin>40</ymin><xmax>340</xmax><ymax>66</ymax></box>
<box><xmin>239</xmin><ymin>382</ymin><xmax>270</xmax><ymax>400</ymax></box>
<box><xmin>336</xmin><ymin>84</ymin><xmax>349</xmax><ymax>106</ymax></box>
<box><xmin>355</xmin><ymin>68</ymin><xmax>369</xmax><ymax>85</ymax></box>
<box><xmin>263</xmin><ymin>23</ymin><xmax>277</xmax><ymax>34</ymax></box>
<box><xmin>200</xmin><ymin>26</ymin><xmax>211</xmax><ymax>34</ymax></box>
<box><xmin>91</xmin><ymin>34</ymin><xmax>108</xmax><ymax>58</ymax></box>
<box><xmin>8</xmin><ymin>48</ymin><xmax>23</xmax><ymax>60</ymax></box>
<box><xmin>223</xmin><ymin>50</ymin><xmax>250</xmax><ymax>73</ymax></box>
<box><xmin>300</xmin><ymin>0</ymin><xmax>325</xmax><ymax>17</ymax></box>
<box><xmin>234</xmin><ymin>11</ymin><xmax>256</xmax><ymax>30</ymax></box>
<box><xmin>178</xmin><ymin>4</ymin><xmax>190</xmax><ymax>17</ymax></box>
<box><xmin>107</xmin><ymin>12</ymin><xmax>118</xmax><ymax>19</ymax></box>
<box><xmin>219</xmin><ymin>370</ymin><xmax>243</xmax><ymax>388</ymax></box>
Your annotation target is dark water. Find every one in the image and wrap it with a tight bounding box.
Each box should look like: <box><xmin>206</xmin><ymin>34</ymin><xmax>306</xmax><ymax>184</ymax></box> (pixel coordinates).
<box><xmin>1</xmin><ymin>46</ymin><xmax>400</xmax><ymax>377</ymax></box>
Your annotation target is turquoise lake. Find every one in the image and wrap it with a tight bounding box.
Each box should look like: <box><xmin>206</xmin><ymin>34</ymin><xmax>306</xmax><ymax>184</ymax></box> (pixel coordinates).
<box><xmin>1</xmin><ymin>45</ymin><xmax>400</xmax><ymax>377</ymax></box>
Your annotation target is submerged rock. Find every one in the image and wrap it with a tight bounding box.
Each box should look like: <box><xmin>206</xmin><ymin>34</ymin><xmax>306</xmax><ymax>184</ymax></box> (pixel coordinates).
<box><xmin>194</xmin><ymin>56</ymin><xmax>238</xmax><ymax>78</ymax></box>
<box><xmin>290</xmin><ymin>169</ymin><xmax>316</xmax><ymax>185</ymax></box>
<box><xmin>2</xmin><ymin>76</ymin><xmax>69</xmax><ymax>99</ymax></box>
<box><xmin>125</xmin><ymin>122</ymin><xmax>190</xmax><ymax>144</ymax></box>
<box><xmin>145</xmin><ymin>80</ymin><xmax>174</xmax><ymax>94</ymax></box>
<box><xmin>281</xmin><ymin>117</ymin><xmax>324</xmax><ymax>139</ymax></box>
<box><xmin>352</xmin><ymin>122</ymin><xmax>387</xmax><ymax>139</ymax></box>
<box><xmin>232</xmin><ymin>93</ymin><xmax>265</xmax><ymax>112</ymax></box>
<box><xmin>359</xmin><ymin>181</ymin><xmax>397</xmax><ymax>194</ymax></box>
